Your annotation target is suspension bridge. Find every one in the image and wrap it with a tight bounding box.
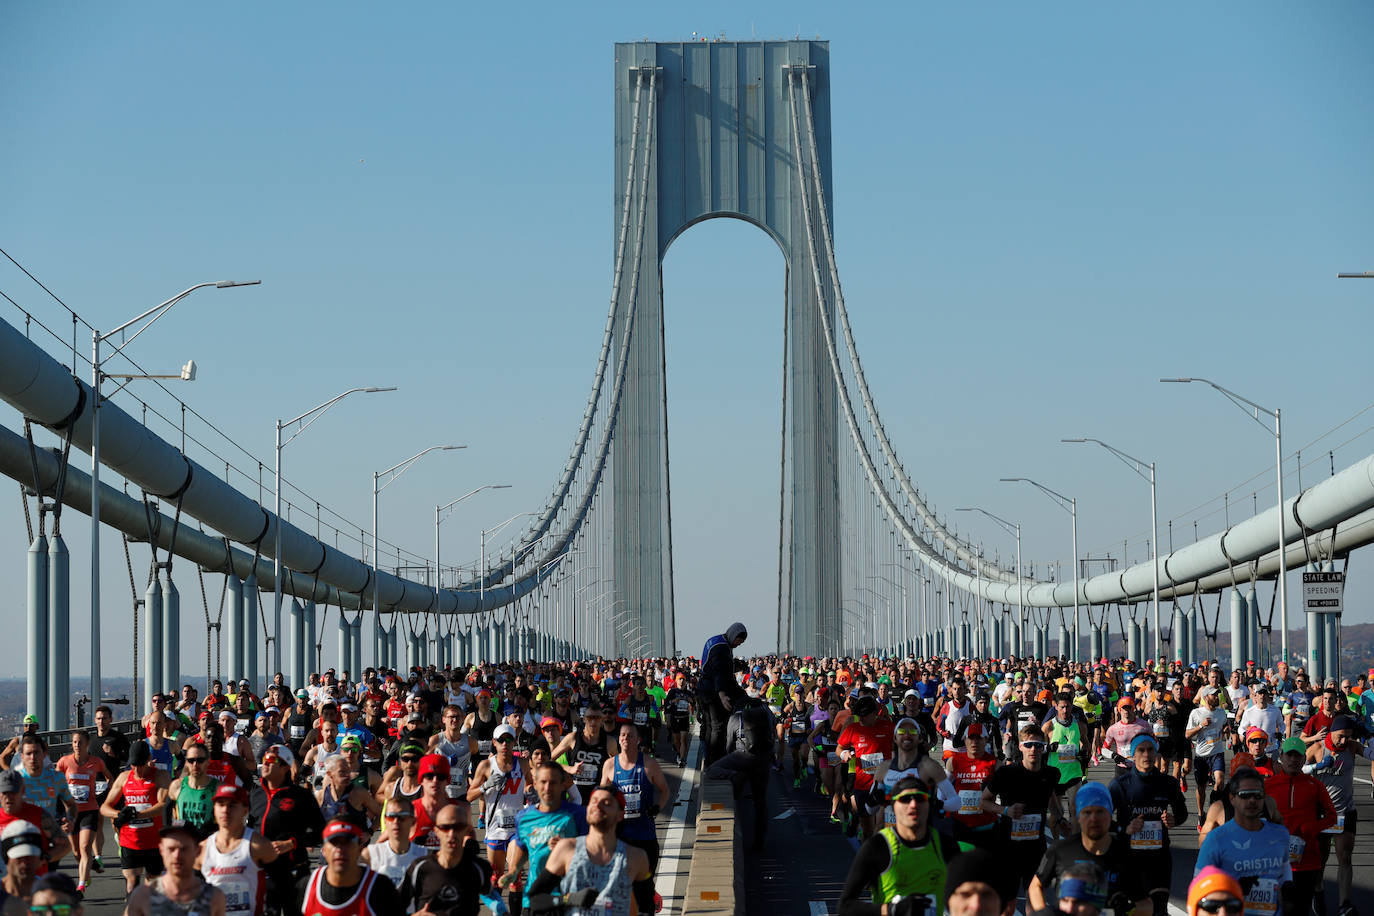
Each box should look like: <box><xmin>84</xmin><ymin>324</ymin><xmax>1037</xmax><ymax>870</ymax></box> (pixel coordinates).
<box><xmin>1</xmin><ymin>40</ymin><xmax>1372</xmax><ymax>733</ymax></box>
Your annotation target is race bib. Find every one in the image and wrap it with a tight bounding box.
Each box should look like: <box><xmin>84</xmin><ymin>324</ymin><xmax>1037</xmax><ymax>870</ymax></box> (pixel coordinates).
<box><xmin>67</xmin><ymin>781</ymin><xmax>90</xmax><ymax>803</ymax></box>
<box><xmin>1154</xmin><ymin>722</ymin><xmax>1171</xmax><ymax>738</ymax></box>
<box><xmin>885</xmin><ymin>807</ymin><xmax>897</xmax><ymax>826</ymax></box>
<box><xmin>859</xmin><ymin>752</ymin><xmax>884</xmax><ymax>774</ymax></box>
<box><xmin>791</xmin><ymin>720</ymin><xmax>807</xmax><ymax>734</ymax></box>
<box><xmin>577</xmin><ymin>762</ymin><xmax>599</xmax><ymax>782</ymax></box>
<box><xmin>826</xmin><ymin>752</ymin><xmax>840</xmax><ymax>767</ymax></box>
<box><xmin>1009</xmin><ymin>813</ymin><xmax>1042</xmax><ymax>841</ymax></box>
<box><xmin>478</xmin><ymin>740</ymin><xmax>492</xmax><ymax>756</ymax></box>
<box><xmin>95</xmin><ymin>780</ymin><xmax>109</xmax><ymax>795</ymax></box>
<box><xmin>634</xmin><ymin>712</ymin><xmax>648</xmax><ymax>726</ymax></box>
<box><xmin>496</xmin><ymin>810</ymin><xmax>516</xmax><ymax>830</ymax></box>
<box><xmin>290</xmin><ymin>725</ymin><xmax>305</xmax><ymax>739</ymax></box>
<box><xmin>924</xmin><ymin>697</ymin><xmax>935</xmax><ymax>709</ymax></box>
<box><xmin>1288</xmin><ymin>834</ymin><xmax>1305</xmax><ymax>865</ymax></box>
<box><xmin>958</xmin><ymin>789</ymin><xmax>982</xmax><ymax>816</ymax></box>
<box><xmin>1130</xmin><ymin>820</ymin><xmax>1163</xmax><ymax>850</ymax></box>
<box><xmin>1057</xmin><ymin>743</ymin><xmax>1079</xmax><ymax>762</ymax></box>
<box><xmin>769</xmin><ymin>705</ymin><xmax>783</xmax><ymax>719</ymax></box>
<box><xmin>622</xmin><ymin>784</ymin><xmax>642</xmax><ymax>817</ymax></box>
<box><xmin>676</xmin><ymin>700</ymin><xmax>690</xmax><ymax>712</ymax></box>
<box><xmin>1323</xmin><ymin>814</ymin><xmax>1346</xmax><ymax>835</ymax></box>
<box><xmin>131</xmin><ymin>801</ymin><xmax>154</xmax><ymax>828</ymax></box>
<box><xmin>1297</xmin><ymin>704</ymin><xmax>1311</xmax><ymax>718</ymax></box>
<box><xmin>1245</xmin><ymin>877</ymin><xmax>1279</xmax><ymax>916</ymax></box>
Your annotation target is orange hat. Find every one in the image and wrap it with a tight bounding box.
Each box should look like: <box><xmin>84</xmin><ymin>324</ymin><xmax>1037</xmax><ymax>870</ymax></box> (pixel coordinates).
<box><xmin>1187</xmin><ymin>867</ymin><xmax>1244</xmax><ymax>916</ymax></box>
<box><xmin>1036</xmin><ymin>689</ymin><xmax>1052</xmax><ymax>702</ymax></box>
<box><xmin>1117</xmin><ymin>697</ymin><xmax>1135</xmax><ymax>708</ymax></box>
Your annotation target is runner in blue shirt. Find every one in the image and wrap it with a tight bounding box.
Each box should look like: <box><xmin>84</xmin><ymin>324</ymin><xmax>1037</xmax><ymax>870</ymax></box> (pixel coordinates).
<box><xmin>1195</xmin><ymin>767</ymin><xmax>1293</xmax><ymax>916</ymax></box>
<box><xmin>498</xmin><ymin>759</ymin><xmax>586</xmax><ymax>908</ymax></box>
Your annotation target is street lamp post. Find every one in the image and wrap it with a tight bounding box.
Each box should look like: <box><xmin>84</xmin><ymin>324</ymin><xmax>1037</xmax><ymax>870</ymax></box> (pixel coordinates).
<box><xmin>955</xmin><ymin>506</ymin><xmax>1021</xmax><ymax>658</ymax></box>
<box><xmin>1162</xmin><ymin>377</ymin><xmax>1289</xmax><ymax>662</ymax></box>
<box><xmin>89</xmin><ymin>279</ymin><xmax>258</xmax><ymax>704</ymax></box>
<box><xmin>435</xmin><ymin>485</ymin><xmax>511</xmax><ymax>608</ymax></box>
<box><xmin>274</xmin><ymin>387</ymin><xmax>396</xmax><ymax>673</ymax></box>
<box><xmin>479</xmin><ymin>512</ymin><xmax>538</xmax><ymax>606</ymax></box>
<box><xmin>1062</xmin><ymin>438</ymin><xmax>1161</xmax><ymax>661</ymax></box>
<box><xmin>1001</xmin><ymin>478</ymin><xmax>1078</xmax><ymax>662</ymax></box>
<box><xmin>373</xmin><ymin>445</ymin><xmax>465</xmax><ymax>667</ymax></box>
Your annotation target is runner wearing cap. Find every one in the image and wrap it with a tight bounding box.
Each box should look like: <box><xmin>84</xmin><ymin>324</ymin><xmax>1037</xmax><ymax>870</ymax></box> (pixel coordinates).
<box><xmin>1195</xmin><ymin>767</ymin><xmax>1294</xmax><ymax>916</ymax></box>
<box><xmin>1265</xmin><ymin>739</ymin><xmax>1337</xmax><ymax>910</ymax></box>
<box><xmin>427</xmin><ymin>705</ymin><xmax>477</xmax><ymax>799</ymax></box>
<box><xmin>1102</xmin><ymin>698</ymin><xmax>1152</xmax><ymax>778</ymax></box>
<box><xmin>248</xmin><ymin>745</ymin><xmax>324</xmax><ymax>915</ymax></box>
<box><xmin>100</xmin><ymin>742</ymin><xmax>170</xmax><ymax>894</ymax></box>
<box><xmin>1187</xmin><ymin>867</ymin><xmax>1245</xmax><ymax>916</ymax></box>
<box><xmin>411</xmin><ymin>754</ymin><xmax>456</xmax><ymax>852</ymax></box>
<box><xmin>378</xmin><ymin>741</ymin><xmax>425</xmax><ymax>807</ymax></box>
<box><xmin>197</xmin><ymin>785</ymin><xmax>277</xmax><ymax>916</ymax></box>
<box><xmin>1</xmin><ymin>820</ymin><xmax>44</xmax><ymax>908</ymax></box>
<box><xmin>124</xmin><ymin>825</ymin><xmax>226</xmax><ymax>916</ymax></box>
<box><xmin>0</xmin><ymin>769</ymin><xmax>68</xmax><ymax>873</ymax></box>
<box><xmin>468</xmin><ymin>726</ymin><xmax>526</xmax><ymax>875</ymax></box>
<box><xmin>1109</xmin><ymin>733</ymin><xmax>1188</xmax><ymax>916</ymax></box>
<box><xmin>1238</xmin><ymin>685</ymin><xmax>1283</xmax><ymax>759</ymax></box>
<box><xmin>54</xmin><ymin>729</ymin><xmax>110</xmax><ymax>892</ymax></box>
<box><xmin>838</xmin><ymin>695</ymin><xmax>895</xmax><ymax>839</ymax></box>
<box><xmin>1029</xmin><ymin>782</ymin><xmax>1152</xmax><ymax>916</ymax></box>
<box><xmin>999</xmin><ymin>682</ymin><xmax>1050</xmax><ymax>766</ymax></box>
<box><xmin>837</xmin><ymin>775</ymin><xmax>958</xmax><ymax>916</ymax></box>
<box><xmin>945</xmin><ymin>846</ymin><xmax>1024</xmax><ymax>916</ymax></box>
<box><xmin>295</xmin><ymin>819</ymin><xmax>402</xmax><ymax>916</ymax></box>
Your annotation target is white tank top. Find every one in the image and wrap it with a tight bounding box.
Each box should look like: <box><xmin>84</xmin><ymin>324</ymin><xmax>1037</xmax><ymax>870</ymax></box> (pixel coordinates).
<box><xmin>365</xmin><ymin>839</ymin><xmax>427</xmax><ymax>887</ymax></box>
<box><xmin>202</xmin><ymin>829</ymin><xmax>265</xmax><ymax>916</ymax></box>
<box><xmin>484</xmin><ymin>758</ymin><xmax>526</xmax><ymax>841</ymax></box>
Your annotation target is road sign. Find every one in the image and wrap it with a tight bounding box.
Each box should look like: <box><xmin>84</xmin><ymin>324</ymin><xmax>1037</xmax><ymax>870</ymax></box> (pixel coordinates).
<box><xmin>1302</xmin><ymin>571</ymin><xmax>1345</xmax><ymax>615</ymax></box>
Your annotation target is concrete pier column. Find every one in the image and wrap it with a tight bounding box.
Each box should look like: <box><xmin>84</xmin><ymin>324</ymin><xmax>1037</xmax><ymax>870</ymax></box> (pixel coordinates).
<box><xmin>47</xmin><ymin>534</ymin><xmax>70</xmax><ymax>728</ymax></box>
<box><xmin>27</xmin><ymin>534</ymin><xmax>49</xmax><ymax>726</ymax></box>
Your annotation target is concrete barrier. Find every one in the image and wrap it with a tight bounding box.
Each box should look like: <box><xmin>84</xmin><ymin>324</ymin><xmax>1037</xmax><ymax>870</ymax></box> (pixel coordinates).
<box><xmin>682</xmin><ymin>777</ymin><xmax>743</xmax><ymax>915</ymax></box>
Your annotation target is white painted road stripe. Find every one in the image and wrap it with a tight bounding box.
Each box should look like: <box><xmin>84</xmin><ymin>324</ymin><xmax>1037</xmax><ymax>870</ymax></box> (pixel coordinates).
<box><xmin>810</xmin><ymin>902</ymin><xmax>830</xmax><ymax>916</ymax></box>
<box><xmin>656</xmin><ymin>734</ymin><xmax>702</xmax><ymax>916</ymax></box>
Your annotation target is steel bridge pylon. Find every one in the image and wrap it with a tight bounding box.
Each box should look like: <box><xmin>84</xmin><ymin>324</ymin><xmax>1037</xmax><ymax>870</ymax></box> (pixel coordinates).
<box><xmin>611</xmin><ymin>41</ymin><xmax>841</xmax><ymax>656</ymax></box>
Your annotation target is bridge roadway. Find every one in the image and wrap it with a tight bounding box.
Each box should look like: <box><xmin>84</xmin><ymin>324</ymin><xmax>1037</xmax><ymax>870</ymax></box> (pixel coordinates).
<box><xmin>42</xmin><ymin>742</ymin><xmax>1374</xmax><ymax>915</ymax></box>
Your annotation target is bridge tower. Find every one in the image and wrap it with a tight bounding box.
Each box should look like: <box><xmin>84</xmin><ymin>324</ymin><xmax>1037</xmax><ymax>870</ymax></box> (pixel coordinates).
<box><xmin>611</xmin><ymin>41</ymin><xmax>841</xmax><ymax>656</ymax></box>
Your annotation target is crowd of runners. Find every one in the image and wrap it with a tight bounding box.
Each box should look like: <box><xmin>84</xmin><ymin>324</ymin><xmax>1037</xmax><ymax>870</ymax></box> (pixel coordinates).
<box><xmin>0</xmin><ymin>617</ymin><xmax>1367</xmax><ymax>916</ymax></box>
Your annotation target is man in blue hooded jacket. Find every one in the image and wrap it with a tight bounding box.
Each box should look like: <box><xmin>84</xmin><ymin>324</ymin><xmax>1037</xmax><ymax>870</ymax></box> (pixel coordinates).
<box><xmin>698</xmin><ymin>622</ymin><xmax>748</xmax><ymax>765</ymax></box>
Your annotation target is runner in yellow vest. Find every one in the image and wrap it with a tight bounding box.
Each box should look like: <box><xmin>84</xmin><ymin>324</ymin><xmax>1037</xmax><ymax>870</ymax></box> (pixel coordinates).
<box><xmin>838</xmin><ymin>776</ymin><xmax>956</xmax><ymax>915</ymax></box>
<box><xmin>1043</xmin><ymin>692</ymin><xmax>1086</xmax><ymax>817</ymax></box>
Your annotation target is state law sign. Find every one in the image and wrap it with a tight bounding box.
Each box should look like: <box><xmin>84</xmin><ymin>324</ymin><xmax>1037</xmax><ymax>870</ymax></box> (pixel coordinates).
<box><xmin>1302</xmin><ymin>571</ymin><xmax>1345</xmax><ymax>615</ymax></box>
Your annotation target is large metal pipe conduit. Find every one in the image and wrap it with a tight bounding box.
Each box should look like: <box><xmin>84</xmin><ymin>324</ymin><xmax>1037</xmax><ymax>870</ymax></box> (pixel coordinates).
<box><xmin>913</xmin><ymin>452</ymin><xmax>1374</xmax><ymax>607</ymax></box>
<box><xmin>0</xmin><ymin>317</ymin><xmax>544</xmax><ymax>614</ymax></box>
<box><xmin>0</xmin><ymin>423</ymin><xmax>550</xmax><ymax>612</ymax></box>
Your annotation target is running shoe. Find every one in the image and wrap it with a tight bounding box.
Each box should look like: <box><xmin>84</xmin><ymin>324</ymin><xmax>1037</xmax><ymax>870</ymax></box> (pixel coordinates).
<box><xmin>91</xmin><ymin>855</ymin><xmax>104</xmax><ymax>873</ymax></box>
<box><xmin>1336</xmin><ymin>903</ymin><xmax>1357</xmax><ymax>916</ymax></box>
<box><xmin>793</xmin><ymin>777</ymin><xmax>802</xmax><ymax>789</ymax></box>
<box><xmin>829</xmin><ymin>812</ymin><xmax>841</xmax><ymax>824</ymax></box>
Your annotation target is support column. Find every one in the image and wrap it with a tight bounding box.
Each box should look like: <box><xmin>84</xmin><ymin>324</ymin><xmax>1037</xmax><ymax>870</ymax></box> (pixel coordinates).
<box><xmin>338</xmin><ymin>613</ymin><xmax>352</xmax><ymax>677</ymax></box>
<box><xmin>144</xmin><ymin>576</ymin><xmax>163</xmax><ymax>712</ymax></box>
<box><xmin>350</xmin><ymin>616</ymin><xmax>362</xmax><ymax>679</ymax></box>
<box><xmin>304</xmin><ymin>600</ymin><xmax>316</xmax><ymax>678</ymax></box>
<box><xmin>1230</xmin><ymin>589</ymin><xmax>1246</xmax><ymax>674</ymax></box>
<box><xmin>27</xmin><ymin>534</ymin><xmax>49</xmax><ymax>726</ymax></box>
<box><xmin>388</xmin><ymin>625</ymin><xmax>399</xmax><ymax>670</ymax></box>
<box><xmin>226</xmin><ymin>575</ymin><xmax>244</xmax><ymax>683</ymax></box>
<box><xmin>290</xmin><ymin>600</ymin><xmax>305</xmax><ymax>689</ymax></box>
<box><xmin>47</xmin><ymin>533</ymin><xmax>70</xmax><ymax>728</ymax></box>
<box><xmin>161</xmin><ymin>567</ymin><xmax>180</xmax><ymax>696</ymax></box>
<box><xmin>243</xmin><ymin>574</ymin><xmax>259</xmax><ymax>688</ymax></box>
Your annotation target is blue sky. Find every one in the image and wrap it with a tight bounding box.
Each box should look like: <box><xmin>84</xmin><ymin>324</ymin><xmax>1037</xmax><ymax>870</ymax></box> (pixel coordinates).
<box><xmin>2</xmin><ymin>2</ymin><xmax>1371</xmax><ymax>679</ymax></box>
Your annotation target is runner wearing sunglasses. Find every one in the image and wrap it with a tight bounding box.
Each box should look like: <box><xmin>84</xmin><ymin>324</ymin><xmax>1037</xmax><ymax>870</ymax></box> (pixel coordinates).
<box><xmin>1195</xmin><ymin>768</ymin><xmax>1294</xmax><ymax>916</ymax></box>
<box><xmin>1188</xmin><ymin>867</ymin><xmax>1245</xmax><ymax>916</ymax></box>
<box><xmin>982</xmin><ymin>725</ymin><xmax>1065</xmax><ymax>895</ymax></box>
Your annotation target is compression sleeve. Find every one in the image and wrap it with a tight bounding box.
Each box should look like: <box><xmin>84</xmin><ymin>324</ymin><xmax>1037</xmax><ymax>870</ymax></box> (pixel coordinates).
<box><xmin>633</xmin><ymin>877</ymin><xmax>656</xmax><ymax>912</ymax></box>
<box><xmin>527</xmin><ymin>866</ymin><xmax>561</xmax><ymax>895</ymax></box>
<box><xmin>838</xmin><ymin>833</ymin><xmax>891</xmax><ymax>916</ymax></box>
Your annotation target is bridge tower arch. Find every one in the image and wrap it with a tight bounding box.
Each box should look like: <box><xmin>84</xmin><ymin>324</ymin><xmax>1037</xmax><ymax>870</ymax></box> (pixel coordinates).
<box><xmin>611</xmin><ymin>40</ymin><xmax>841</xmax><ymax>656</ymax></box>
